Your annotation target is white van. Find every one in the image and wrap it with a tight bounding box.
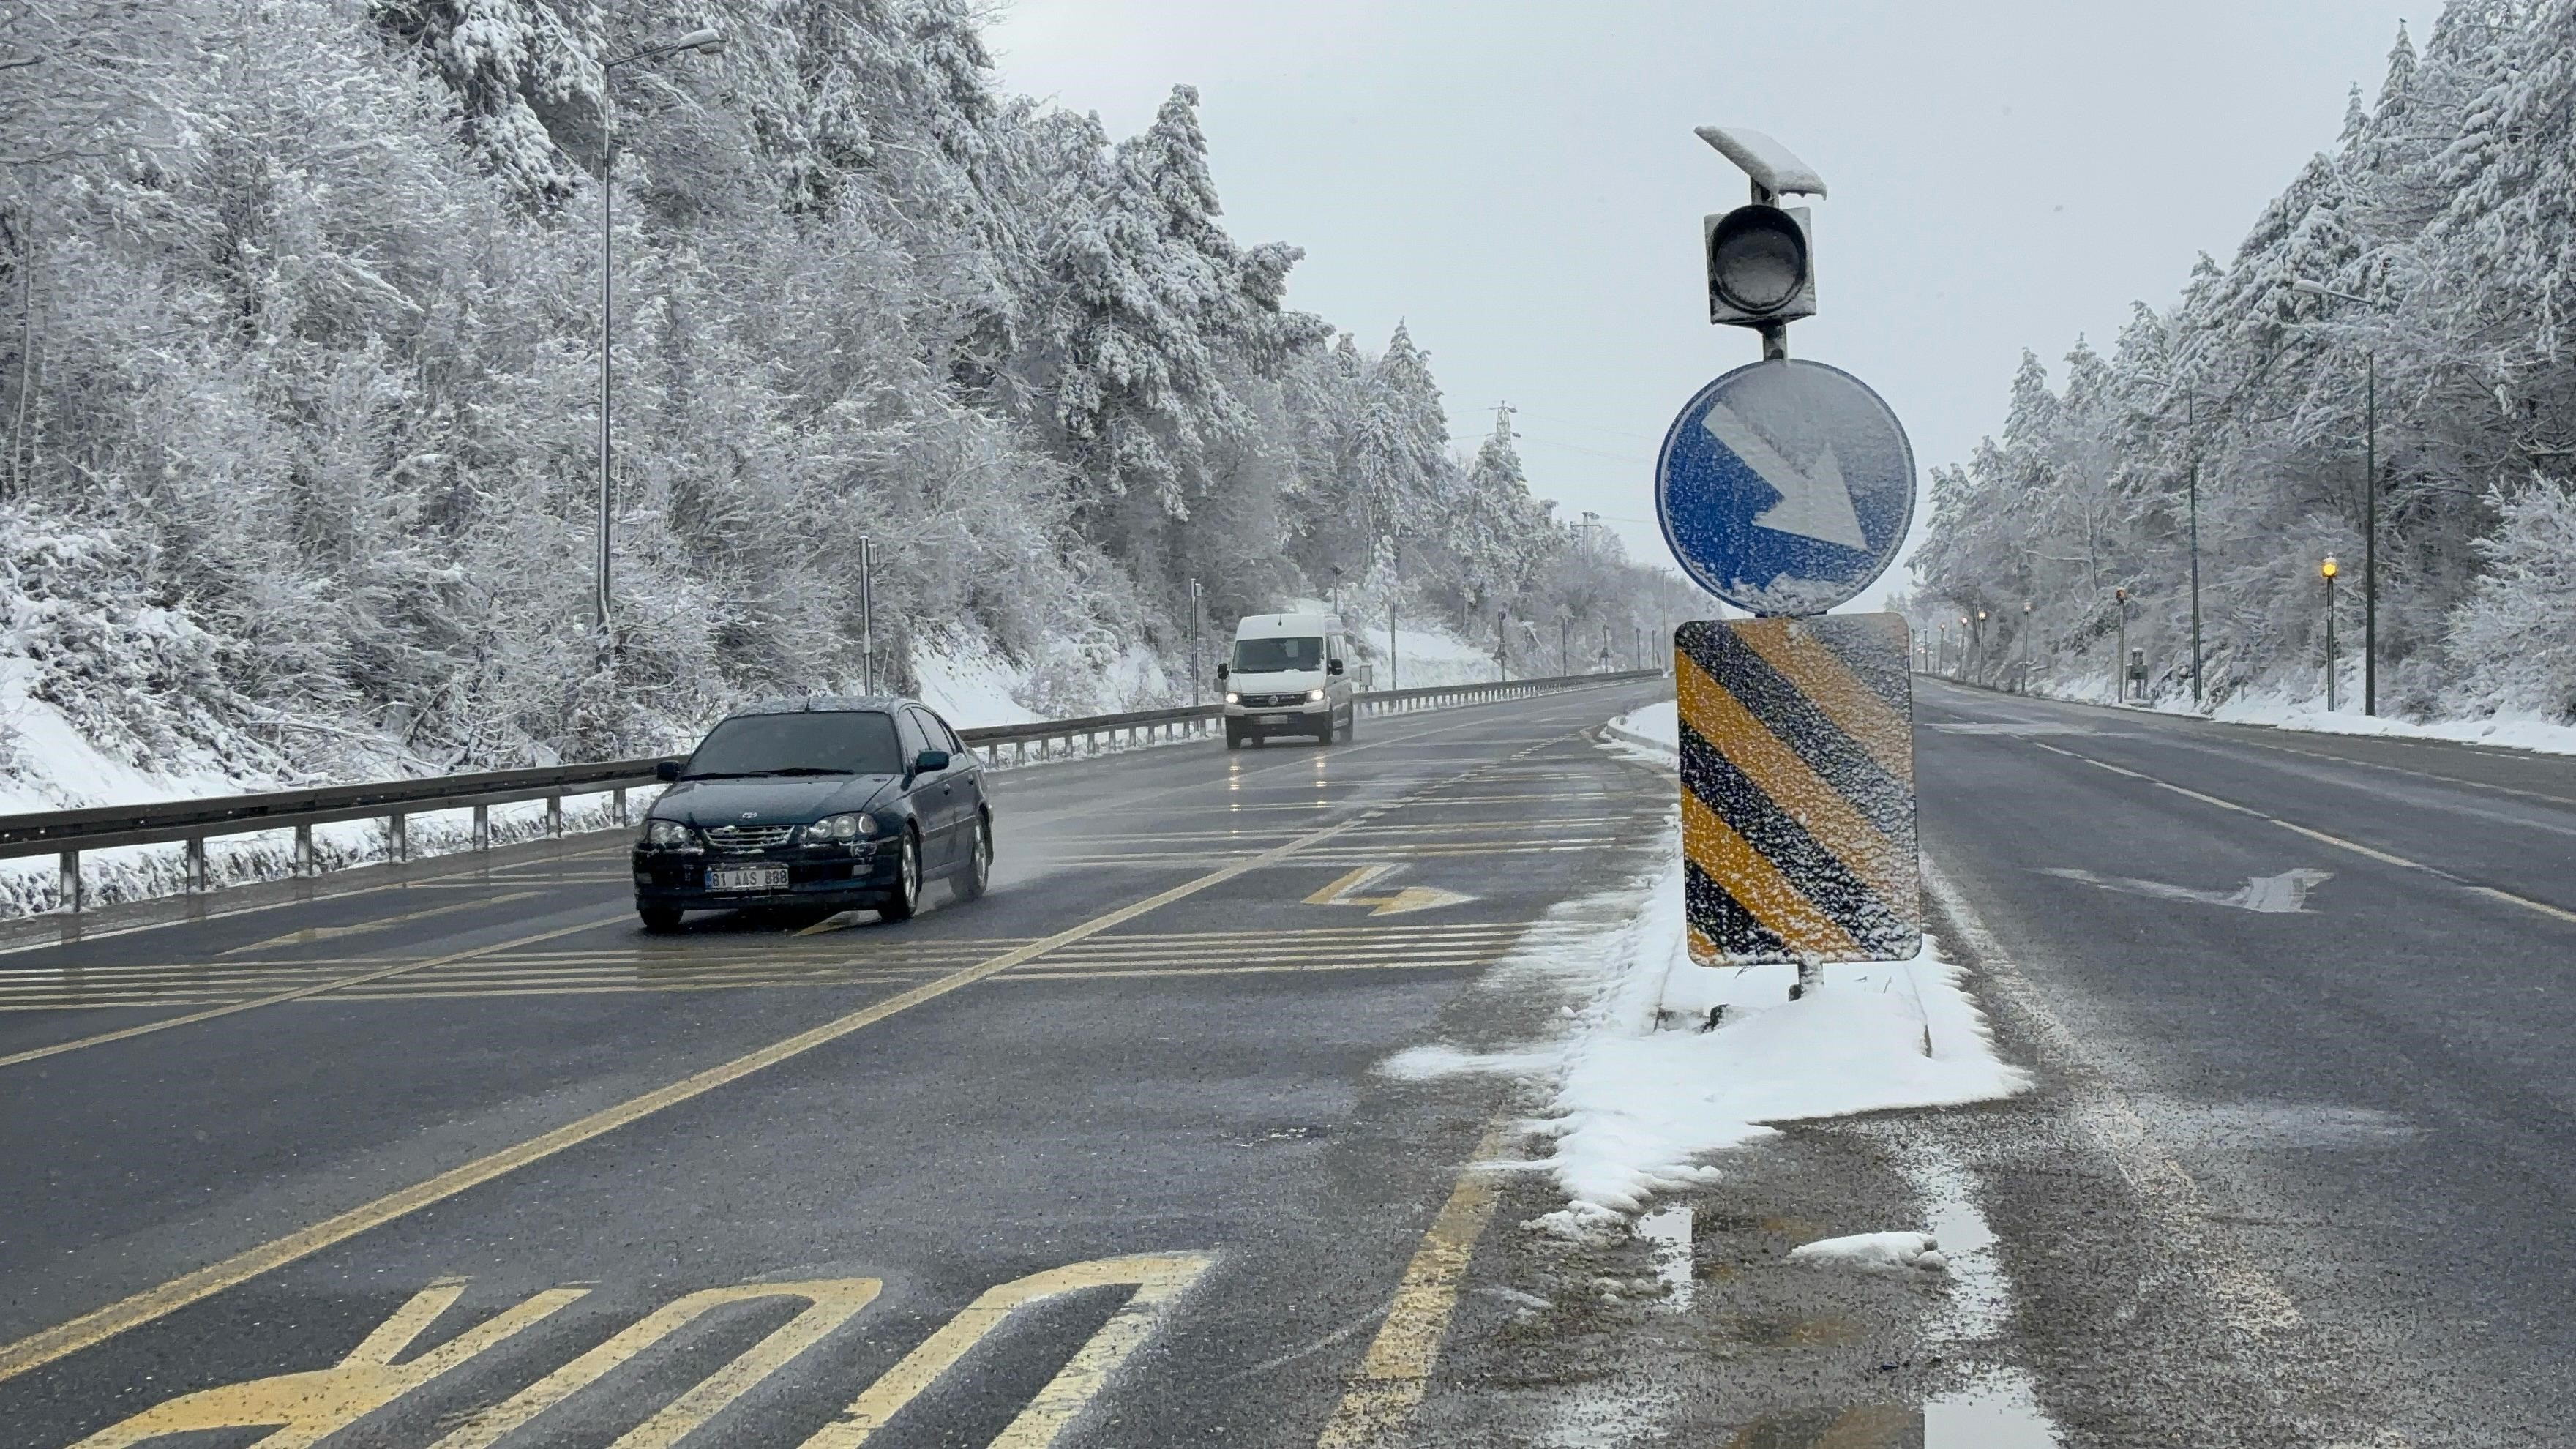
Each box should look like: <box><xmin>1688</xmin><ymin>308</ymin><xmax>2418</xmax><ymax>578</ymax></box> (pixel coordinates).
<box><xmin>1218</xmin><ymin>613</ymin><xmax>1357</xmax><ymax>748</ymax></box>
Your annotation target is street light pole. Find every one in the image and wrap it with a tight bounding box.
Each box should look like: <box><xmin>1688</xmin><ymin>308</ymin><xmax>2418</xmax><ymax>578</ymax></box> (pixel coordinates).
<box><xmin>1385</xmin><ymin>541</ymin><xmax>1398</xmax><ymax>693</ymax></box>
<box><xmin>1188</xmin><ymin>577</ymin><xmax>1203</xmax><ymax>706</ymax></box>
<box><xmin>858</xmin><ymin>535</ymin><xmax>874</xmax><ymax>694</ymax></box>
<box><xmin>595</xmin><ymin>26</ymin><xmax>725</xmax><ymax>646</ymax></box>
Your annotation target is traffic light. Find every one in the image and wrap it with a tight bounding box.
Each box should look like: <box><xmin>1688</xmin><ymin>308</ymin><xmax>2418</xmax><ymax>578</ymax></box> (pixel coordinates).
<box><xmin>1704</xmin><ymin>203</ymin><xmax>1816</xmax><ymax>327</ymax></box>
<box><xmin>1694</xmin><ymin>127</ymin><xmax>1825</xmax><ymax>337</ymax></box>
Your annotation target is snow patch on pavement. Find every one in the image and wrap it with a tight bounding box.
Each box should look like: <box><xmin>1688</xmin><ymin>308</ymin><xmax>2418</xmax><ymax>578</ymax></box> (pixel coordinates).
<box><xmin>1786</xmin><ymin>1230</ymin><xmax>1947</xmax><ymax>1274</ymax></box>
<box><xmin>1384</xmin><ymin>710</ymin><xmax>2027</xmax><ymax>1232</ymax></box>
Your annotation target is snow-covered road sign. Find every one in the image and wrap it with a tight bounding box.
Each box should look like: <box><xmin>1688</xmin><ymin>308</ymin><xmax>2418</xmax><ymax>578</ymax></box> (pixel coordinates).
<box><xmin>1676</xmin><ymin>614</ymin><xmax>1919</xmax><ymax>967</ymax></box>
<box><xmin>1655</xmin><ymin>359</ymin><xmax>1914</xmax><ymax>615</ymax></box>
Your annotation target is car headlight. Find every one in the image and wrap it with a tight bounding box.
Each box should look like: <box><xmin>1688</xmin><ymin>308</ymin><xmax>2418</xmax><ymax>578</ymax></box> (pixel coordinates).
<box><xmin>1307</xmin><ymin>688</ymin><xmax>1325</xmax><ymax>702</ymax></box>
<box><xmin>1224</xmin><ymin>692</ymin><xmax>1239</xmax><ymax>704</ymax></box>
<box><xmin>812</xmin><ymin>812</ymin><xmax>877</xmax><ymax>842</ymax></box>
<box><xmin>644</xmin><ymin>819</ymin><xmax>701</xmax><ymax>851</ymax></box>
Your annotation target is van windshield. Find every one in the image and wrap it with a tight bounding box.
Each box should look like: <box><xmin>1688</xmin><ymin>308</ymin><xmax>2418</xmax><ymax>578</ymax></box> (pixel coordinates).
<box><xmin>1233</xmin><ymin>637</ymin><xmax>1325</xmax><ymax>673</ymax></box>
<box><xmin>682</xmin><ymin>711</ymin><xmax>903</xmax><ymax>779</ymax></box>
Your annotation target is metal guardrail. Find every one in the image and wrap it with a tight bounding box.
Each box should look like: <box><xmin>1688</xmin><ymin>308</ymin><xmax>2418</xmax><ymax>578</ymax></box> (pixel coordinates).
<box><xmin>11</xmin><ymin>667</ymin><xmax>1664</xmax><ymax>911</ymax></box>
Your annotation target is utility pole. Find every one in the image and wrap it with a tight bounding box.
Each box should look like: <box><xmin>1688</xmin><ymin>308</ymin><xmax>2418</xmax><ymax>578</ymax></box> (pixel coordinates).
<box><xmin>1497</xmin><ymin>611</ymin><xmax>1509</xmax><ymax>682</ymax></box>
<box><xmin>858</xmin><ymin>536</ymin><xmax>875</xmax><ymax>694</ymax></box>
<box><xmin>2020</xmin><ymin>600</ymin><xmax>2033</xmax><ymax>693</ymax></box>
<box><xmin>1188</xmin><ymin>577</ymin><xmax>1204</xmax><ymax>706</ymax></box>
<box><xmin>2112</xmin><ymin>588</ymin><xmax>2127</xmax><ymax>703</ymax></box>
<box><xmin>2322</xmin><ymin>556</ymin><xmax>2338</xmax><ymax>711</ymax></box>
<box><xmin>1560</xmin><ymin>617</ymin><xmax>1571</xmax><ymax>677</ymax></box>
<box><xmin>2187</xmin><ymin>394</ymin><xmax>2203</xmax><ymax>711</ymax></box>
<box><xmin>1385</xmin><ymin>541</ymin><xmax>1399</xmax><ymax>693</ymax></box>
<box><xmin>2365</xmin><ymin>351</ymin><xmax>2377</xmax><ymax>716</ymax></box>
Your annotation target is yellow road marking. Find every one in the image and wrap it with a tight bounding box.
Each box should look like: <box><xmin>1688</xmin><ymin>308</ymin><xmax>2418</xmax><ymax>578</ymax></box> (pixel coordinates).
<box><xmin>1314</xmin><ymin>1124</ymin><xmax>1510</xmax><ymax>1447</ymax></box>
<box><xmin>0</xmin><ymin>914</ymin><xmax>629</xmax><ymax>1070</ymax></box>
<box><xmin>71</xmin><ymin>1277</ymin><xmax>589</xmax><ymax>1447</ymax></box>
<box><xmin>0</xmin><ymin>795</ymin><xmax>1392</xmax><ymax>1385</ymax></box>
<box><xmin>803</xmin><ymin>1254</ymin><xmax>1212</xmax><ymax>1448</ymax></box>
<box><xmin>220</xmin><ymin>891</ymin><xmax>546</xmax><ymax>955</ymax></box>
<box><xmin>1730</xmin><ymin>615</ymin><xmax>1913</xmax><ymax>778</ymax></box>
<box><xmin>0</xmin><ymin>842</ymin><xmax>627</xmax><ymax>961</ymax></box>
<box><xmin>1678</xmin><ymin>791</ymin><xmax>1862</xmax><ymax>957</ymax></box>
<box><xmin>430</xmin><ymin>1279</ymin><xmax>883</xmax><ymax>1449</ymax></box>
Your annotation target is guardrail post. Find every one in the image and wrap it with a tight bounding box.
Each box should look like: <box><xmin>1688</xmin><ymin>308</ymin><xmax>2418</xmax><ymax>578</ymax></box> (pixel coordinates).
<box><xmin>59</xmin><ymin>850</ymin><xmax>79</xmax><ymax>913</ymax></box>
<box><xmin>613</xmin><ymin>787</ymin><xmax>628</xmax><ymax>827</ymax></box>
<box><xmin>388</xmin><ymin>812</ymin><xmax>407</xmax><ymax>865</ymax></box>
<box><xmin>184</xmin><ymin>835</ymin><xmax>207</xmax><ymax>893</ymax></box>
<box><xmin>1016</xmin><ymin>739</ymin><xmax>1027</xmax><ymax>766</ymax></box>
<box><xmin>472</xmin><ymin>804</ymin><xmax>489</xmax><ymax>850</ymax></box>
<box><xmin>294</xmin><ymin>823</ymin><xmax>314</xmax><ymax>876</ymax></box>
<box><xmin>546</xmin><ymin>793</ymin><xmax>563</xmax><ymax>838</ymax></box>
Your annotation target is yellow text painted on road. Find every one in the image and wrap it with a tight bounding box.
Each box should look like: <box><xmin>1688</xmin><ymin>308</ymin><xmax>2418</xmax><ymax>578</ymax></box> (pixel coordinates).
<box><xmin>69</xmin><ymin>1256</ymin><xmax>1205</xmax><ymax>1449</ymax></box>
<box><xmin>0</xmin><ymin>760</ymin><xmax>1441</xmax><ymax>1385</ymax></box>
<box><xmin>1302</xmin><ymin>864</ymin><xmax>1476</xmax><ymax>916</ymax></box>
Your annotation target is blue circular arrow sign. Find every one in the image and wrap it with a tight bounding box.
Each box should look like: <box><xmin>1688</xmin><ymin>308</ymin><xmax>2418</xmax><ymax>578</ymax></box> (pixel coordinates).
<box><xmin>1655</xmin><ymin>359</ymin><xmax>1915</xmax><ymax>615</ymax></box>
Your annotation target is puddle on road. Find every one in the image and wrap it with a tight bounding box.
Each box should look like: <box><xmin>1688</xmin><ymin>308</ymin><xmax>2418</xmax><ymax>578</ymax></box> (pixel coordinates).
<box><xmin>1636</xmin><ymin>1202</ymin><xmax>1694</xmax><ymax>1308</ymax></box>
<box><xmin>1723</xmin><ymin>1377</ymin><xmax>2061</xmax><ymax>1448</ymax></box>
<box><xmin>1925</xmin><ymin>1370</ymin><xmax>2061</xmax><ymax>1447</ymax></box>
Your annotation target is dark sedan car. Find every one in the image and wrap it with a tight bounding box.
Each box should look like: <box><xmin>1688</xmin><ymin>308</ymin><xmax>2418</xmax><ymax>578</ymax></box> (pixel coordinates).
<box><xmin>632</xmin><ymin>696</ymin><xmax>991</xmax><ymax>932</ymax></box>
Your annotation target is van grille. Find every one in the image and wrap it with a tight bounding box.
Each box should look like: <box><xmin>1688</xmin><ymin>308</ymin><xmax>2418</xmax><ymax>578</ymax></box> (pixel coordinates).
<box><xmin>704</xmin><ymin>824</ymin><xmax>795</xmax><ymax>851</ymax></box>
<box><xmin>1240</xmin><ymin>693</ymin><xmax>1310</xmax><ymax>708</ymax></box>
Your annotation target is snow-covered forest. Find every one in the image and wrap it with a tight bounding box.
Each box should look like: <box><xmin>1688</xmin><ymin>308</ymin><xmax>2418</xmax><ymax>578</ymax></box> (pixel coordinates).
<box><xmin>1906</xmin><ymin>1</ymin><xmax>2576</xmax><ymax>722</ymax></box>
<box><xmin>0</xmin><ymin>0</ymin><xmax>1696</xmax><ymax>797</ymax></box>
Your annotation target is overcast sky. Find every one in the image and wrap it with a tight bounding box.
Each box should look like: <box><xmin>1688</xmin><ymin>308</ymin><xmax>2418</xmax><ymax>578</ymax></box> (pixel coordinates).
<box><xmin>984</xmin><ymin>1</ymin><xmax>2401</xmax><ymax>607</ymax></box>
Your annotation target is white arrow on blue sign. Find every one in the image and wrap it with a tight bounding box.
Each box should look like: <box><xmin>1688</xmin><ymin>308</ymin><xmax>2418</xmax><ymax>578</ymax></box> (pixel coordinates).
<box><xmin>1655</xmin><ymin>359</ymin><xmax>1916</xmax><ymax>615</ymax></box>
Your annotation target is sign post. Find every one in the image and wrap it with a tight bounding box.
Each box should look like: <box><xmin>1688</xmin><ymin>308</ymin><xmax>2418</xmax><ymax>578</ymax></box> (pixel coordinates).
<box><xmin>1658</xmin><ymin>127</ymin><xmax>1922</xmax><ymax>997</ymax></box>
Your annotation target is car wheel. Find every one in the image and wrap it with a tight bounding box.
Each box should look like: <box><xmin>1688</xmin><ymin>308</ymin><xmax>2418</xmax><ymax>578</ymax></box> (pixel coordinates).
<box><xmin>879</xmin><ymin>831</ymin><xmax>921</xmax><ymax>922</ymax></box>
<box><xmin>954</xmin><ymin>814</ymin><xmax>992</xmax><ymax>902</ymax></box>
<box><xmin>638</xmin><ymin>903</ymin><xmax>683</xmax><ymax>933</ymax></box>
<box><xmin>1225</xmin><ymin>720</ymin><xmax>1246</xmax><ymax>749</ymax></box>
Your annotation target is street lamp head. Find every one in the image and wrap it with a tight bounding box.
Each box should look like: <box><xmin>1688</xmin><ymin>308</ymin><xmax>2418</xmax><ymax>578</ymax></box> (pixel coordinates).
<box><xmin>676</xmin><ymin>26</ymin><xmax>725</xmax><ymax>52</ymax></box>
<box><xmin>2321</xmin><ymin>556</ymin><xmax>2338</xmax><ymax>580</ymax></box>
<box><xmin>2022</xmin><ymin>601</ymin><xmax>2032</xmax><ymax>614</ymax></box>
<box><xmin>1977</xmin><ymin>610</ymin><xmax>1987</xmax><ymax>621</ymax></box>
<box><xmin>2114</xmin><ymin>587</ymin><xmax>2127</xmax><ymax>603</ymax></box>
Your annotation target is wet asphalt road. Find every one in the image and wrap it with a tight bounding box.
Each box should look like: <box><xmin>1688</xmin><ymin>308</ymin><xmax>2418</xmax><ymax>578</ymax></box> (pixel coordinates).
<box><xmin>0</xmin><ymin>681</ymin><xmax>1675</xmax><ymax>1448</ymax></box>
<box><xmin>1914</xmin><ymin>678</ymin><xmax>2576</xmax><ymax>1447</ymax></box>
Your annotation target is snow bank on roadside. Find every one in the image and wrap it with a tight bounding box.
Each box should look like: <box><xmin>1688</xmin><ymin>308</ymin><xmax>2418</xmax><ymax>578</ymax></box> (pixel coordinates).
<box><xmin>1980</xmin><ymin>670</ymin><xmax>2576</xmax><ymax>758</ymax></box>
<box><xmin>911</xmin><ymin>636</ymin><xmax>1045</xmax><ymax>727</ymax></box>
<box><xmin>2208</xmin><ymin>690</ymin><xmax>2576</xmax><ymax>756</ymax></box>
<box><xmin>1385</xmin><ymin>711</ymin><xmax>2026</xmax><ymax>1232</ymax></box>
<box><xmin>1603</xmin><ymin>700</ymin><xmax>1677</xmax><ymax>755</ymax></box>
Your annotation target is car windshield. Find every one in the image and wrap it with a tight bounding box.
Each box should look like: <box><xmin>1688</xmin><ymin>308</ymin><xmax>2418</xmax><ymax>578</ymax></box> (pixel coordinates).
<box><xmin>1233</xmin><ymin>637</ymin><xmax>1324</xmax><ymax>673</ymax></box>
<box><xmin>682</xmin><ymin>711</ymin><xmax>902</xmax><ymax>779</ymax></box>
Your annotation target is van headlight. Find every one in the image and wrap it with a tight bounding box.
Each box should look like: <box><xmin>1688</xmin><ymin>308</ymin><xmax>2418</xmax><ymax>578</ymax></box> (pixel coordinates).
<box><xmin>644</xmin><ymin>819</ymin><xmax>702</xmax><ymax>852</ymax></box>
<box><xmin>1307</xmin><ymin>689</ymin><xmax>1325</xmax><ymax>702</ymax></box>
<box><xmin>1224</xmin><ymin>692</ymin><xmax>1239</xmax><ymax>704</ymax></box>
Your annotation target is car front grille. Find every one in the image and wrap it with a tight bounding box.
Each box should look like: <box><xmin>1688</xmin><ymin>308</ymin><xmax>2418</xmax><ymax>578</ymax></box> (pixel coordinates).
<box><xmin>703</xmin><ymin>824</ymin><xmax>796</xmax><ymax>851</ymax></box>
<box><xmin>1241</xmin><ymin>693</ymin><xmax>1310</xmax><ymax>708</ymax></box>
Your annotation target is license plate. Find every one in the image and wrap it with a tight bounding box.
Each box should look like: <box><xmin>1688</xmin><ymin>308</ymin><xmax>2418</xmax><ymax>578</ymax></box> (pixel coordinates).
<box><xmin>1262</xmin><ymin>714</ymin><xmax>1295</xmax><ymax>724</ymax></box>
<box><xmin>705</xmin><ymin>864</ymin><xmax>789</xmax><ymax>892</ymax></box>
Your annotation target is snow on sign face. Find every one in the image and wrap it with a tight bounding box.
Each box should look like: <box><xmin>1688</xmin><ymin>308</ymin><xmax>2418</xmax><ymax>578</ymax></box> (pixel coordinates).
<box><xmin>1655</xmin><ymin>359</ymin><xmax>1915</xmax><ymax>614</ymax></box>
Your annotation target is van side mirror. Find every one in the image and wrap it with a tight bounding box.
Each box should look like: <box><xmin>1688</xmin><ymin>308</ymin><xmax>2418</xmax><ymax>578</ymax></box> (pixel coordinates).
<box><xmin>1327</xmin><ymin>658</ymin><xmax>1344</xmax><ymax>676</ymax></box>
<box><xmin>654</xmin><ymin>760</ymin><xmax>682</xmax><ymax>782</ymax></box>
<box><xmin>913</xmin><ymin>749</ymin><xmax>950</xmax><ymax>775</ymax></box>
<box><xmin>1215</xmin><ymin>663</ymin><xmax>1229</xmax><ymax>680</ymax></box>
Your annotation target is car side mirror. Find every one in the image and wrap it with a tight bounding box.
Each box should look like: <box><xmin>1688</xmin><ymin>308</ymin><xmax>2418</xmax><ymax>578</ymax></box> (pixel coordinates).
<box><xmin>1327</xmin><ymin>658</ymin><xmax>1344</xmax><ymax>675</ymax></box>
<box><xmin>1215</xmin><ymin>663</ymin><xmax>1229</xmax><ymax>680</ymax></box>
<box><xmin>913</xmin><ymin>749</ymin><xmax>950</xmax><ymax>775</ymax></box>
<box><xmin>654</xmin><ymin>760</ymin><xmax>681</xmax><ymax>782</ymax></box>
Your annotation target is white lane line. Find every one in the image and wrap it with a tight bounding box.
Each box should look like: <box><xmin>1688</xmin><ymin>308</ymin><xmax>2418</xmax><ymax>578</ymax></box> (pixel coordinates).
<box><xmin>1922</xmin><ymin>856</ymin><xmax>2306</xmax><ymax>1341</ymax></box>
<box><xmin>2022</xmin><ymin>740</ymin><xmax>2576</xmax><ymax>926</ymax></box>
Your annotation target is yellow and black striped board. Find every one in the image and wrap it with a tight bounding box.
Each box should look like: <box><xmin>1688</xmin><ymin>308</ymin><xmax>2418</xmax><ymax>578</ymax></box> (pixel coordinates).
<box><xmin>1675</xmin><ymin>613</ymin><xmax>1917</xmax><ymax>966</ymax></box>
